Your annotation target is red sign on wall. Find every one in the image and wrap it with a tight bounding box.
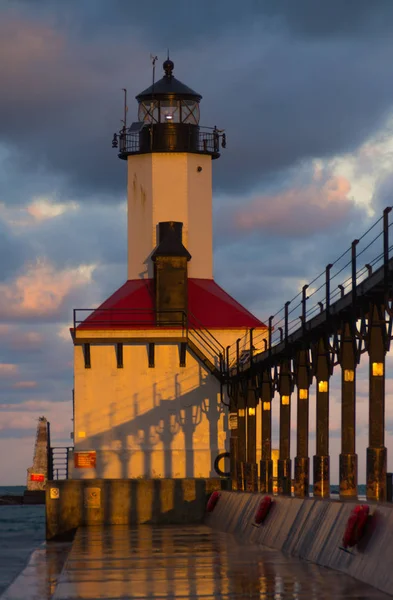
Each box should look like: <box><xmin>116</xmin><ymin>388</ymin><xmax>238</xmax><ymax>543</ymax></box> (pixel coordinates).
<box><xmin>74</xmin><ymin>451</ymin><xmax>96</xmax><ymax>469</ymax></box>
<box><xmin>30</xmin><ymin>473</ymin><xmax>45</xmax><ymax>482</ymax></box>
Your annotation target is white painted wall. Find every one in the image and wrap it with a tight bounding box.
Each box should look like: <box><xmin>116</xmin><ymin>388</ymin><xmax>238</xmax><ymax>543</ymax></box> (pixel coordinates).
<box><xmin>72</xmin><ymin>343</ymin><xmax>228</xmax><ymax>480</ymax></box>
<box><xmin>71</xmin><ymin>328</ymin><xmax>267</xmax><ymax>480</ymax></box>
<box><xmin>127</xmin><ymin>153</ymin><xmax>213</xmax><ymax>280</ymax></box>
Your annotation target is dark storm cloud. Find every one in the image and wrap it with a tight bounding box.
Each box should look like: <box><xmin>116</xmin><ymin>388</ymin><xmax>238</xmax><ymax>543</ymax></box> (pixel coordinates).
<box><xmin>1</xmin><ymin>2</ymin><xmax>393</xmax><ymax>203</ymax></box>
<box><xmin>8</xmin><ymin>0</ymin><xmax>393</xmax><ymax>41</ymax></box>
<box><xmin>214</xmin><ymin>203</ymin><xmax>373</xmax><ymax>322</ymax></box>
<box><xmin>261</xmin><ymin>0</ymin><xmax>393</xmax><ymax>38</ymax></box>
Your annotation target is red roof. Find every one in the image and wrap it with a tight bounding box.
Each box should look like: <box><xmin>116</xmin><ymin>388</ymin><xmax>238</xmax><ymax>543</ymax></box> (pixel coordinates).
<box><xmin>76</xmin><ymin>278</ymin><xmax>265</xmax><ymax>330</ymax></box>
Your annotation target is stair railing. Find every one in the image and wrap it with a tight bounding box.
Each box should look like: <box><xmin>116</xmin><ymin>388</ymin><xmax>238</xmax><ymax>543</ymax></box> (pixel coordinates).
<box><xmin>187</xmin><ymin>311</ymin><xmax>225</xmax><ymax>374</ymax></box>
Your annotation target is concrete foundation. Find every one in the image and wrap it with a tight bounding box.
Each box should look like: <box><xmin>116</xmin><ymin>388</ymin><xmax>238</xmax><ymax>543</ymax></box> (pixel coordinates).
<box><xmin>46</xmin><ymin>477</ymin><xmax>227</xmax><ymax>540</ymax></box>
<box><xmin>206</xmin><ymin>490</ymin><xmax>393</xmax><ymax>597</ymax></box>
<box><xmin>23</xmin><ymin>490</ymin><xmax>45</xmax><ymax>504</ymax></box>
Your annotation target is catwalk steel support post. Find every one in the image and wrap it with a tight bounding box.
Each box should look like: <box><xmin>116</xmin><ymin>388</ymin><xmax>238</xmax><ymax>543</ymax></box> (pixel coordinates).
<box><xmin>339</xmin><ymin>321</ymin><xmax>358</xmax><ymax>499</ymax></box>
<box><xmin>312</xmin><ymin>336</ymin><xmax>331</xmax><ymax>498</ymax></box>
<box><xmin>277</xmin><ymin>358</ymin><xmax>292</xmax><ymax>495</ymax></box>
<box><xmin>228</xmin><ymin>382</ymin><xmax>239</xmax><ymax>490</ymax></box>
<box><xmin>294</xmin><ymin>348</ymin><xmax>311</xmax><ymax>498</ymax></box>
<box><xmin>260</xmin><ymin>368</ymin><xmax>273</xmax><ymax>493</ymax></box>
<box><xmin>237</xmin><ymin>381</ymin><xmax>247</xmax><ymax>491</ymax></box>
<box><xmin>366</xmin><ymin>300</ymin><xmax>387</xmax><ymax>501</ymax></box>
<box><xmin>246</xmin><ymin>379</ymin><xmax>258</xmax><ymax>491</ymax></box>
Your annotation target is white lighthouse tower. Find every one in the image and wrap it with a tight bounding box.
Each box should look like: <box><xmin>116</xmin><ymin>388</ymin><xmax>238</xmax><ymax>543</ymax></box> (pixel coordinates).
<box><xmin>70</xmin><ymin>59</ymin><xmax>266</xmax><ymax>481</ymax></box>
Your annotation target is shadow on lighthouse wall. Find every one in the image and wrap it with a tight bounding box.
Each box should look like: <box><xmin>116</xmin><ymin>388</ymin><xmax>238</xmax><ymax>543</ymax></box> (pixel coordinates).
<box><xmin>46</xmin><ymin>345</ymin><xmax>234</xmax><ymax>538</ymax></box>
<box><xmin>71</xmin><ymin>343</ymin><xmax>230</xmax><ymax>481</ymax></box>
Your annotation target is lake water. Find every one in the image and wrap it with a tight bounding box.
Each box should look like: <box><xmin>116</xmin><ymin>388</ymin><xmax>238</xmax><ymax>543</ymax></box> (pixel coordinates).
<box><xmin>0</xmin><ymin>486</ymin><xmax>45</xmax><ymax>596</ymax></box>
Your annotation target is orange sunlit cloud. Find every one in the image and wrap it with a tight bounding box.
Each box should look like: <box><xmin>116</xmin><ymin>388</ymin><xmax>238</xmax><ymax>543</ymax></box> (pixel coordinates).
<box><xmin>231</xmin><ymin>170</ymin><xmax>353</xmax><ymax>235</ymax></box>
<box><xmin>27</xmin><ymin>199</ymin><xmax>79</xmax><ymax>222</ymax></box>
<box><xmin>0</xmin><ymin>258</ymin><xmax>96</xmax><ymax>320</ymax></box>
<box><xmin>0</xmin><ymin>364</ymin><xmax>18</xmax><ymax>377</ymax></box>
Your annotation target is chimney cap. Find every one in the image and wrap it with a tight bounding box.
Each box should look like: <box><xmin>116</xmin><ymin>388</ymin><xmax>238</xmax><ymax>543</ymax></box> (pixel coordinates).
<box><xmin>152</xmin><ymin>224</ymin><xmax>191</xmax><ymax>261</ymax></box>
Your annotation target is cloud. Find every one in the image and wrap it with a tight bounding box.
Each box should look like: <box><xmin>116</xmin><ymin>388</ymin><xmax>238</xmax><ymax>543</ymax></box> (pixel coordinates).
<box><xmin>0</xmin><ymin>364</ymin><xmax>18</xmax><ymax>377</ymax></box>
<box><xmin>1</xmin><ymin>1</ymin><xmax>393</xmax><ymax>485</ymax></box>
<box><xmin>12</xmin><ymin>381</ymin><xmax>37</xmax><ymax>389</ymax></box>
<box><xmin>230</xmin><ymin>168</ymin><xmax>353</xmax><ymax>236</ymax></box>
<box><xmin>0</xmin><ymin>399</ymin><xmax>61</xmax><ymax>412</ymax></box>
<box><xmin>2</xmin><ymin>5</ymin><xmax>393</xmax><ymax>204</ymax></box>
<box><xmin>0</xmin><ymin>400</ymin><xmax>72</xmax><ymax>436</ymax></box>
<box><xmin>0</xmin><ymin>258</ymin><xmax>96</xmax><ymax>321</ymax></box>
<box><xmin>0</xmin><ymin>11</ymin><xmax>139</xmax><ymax>202</ymax></box>
<box><xmin>9</xmin><ymin>331</ymin><xmax>43</xmax><ymax>350</ymax></box>
<box><xmin>26</xmin><ymin>198</ymin><xmax>79</xmax><ymax>222</ymax></box>
<box><xmin>57</xmin><ymin>325</ymin><xmax>73</xmax><ymax>342</ymax></box>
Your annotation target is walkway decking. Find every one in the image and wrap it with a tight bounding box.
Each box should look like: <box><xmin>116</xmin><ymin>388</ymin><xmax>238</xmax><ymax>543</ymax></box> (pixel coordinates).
<box><xmin>3</xmin><ymin>524</ymin><xmax>391</xmax><ymax>599</ymax></box>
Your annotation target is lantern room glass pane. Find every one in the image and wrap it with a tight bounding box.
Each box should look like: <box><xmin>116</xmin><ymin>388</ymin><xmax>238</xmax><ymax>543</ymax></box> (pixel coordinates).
<box><xmin>160</xmin><ymin>100</ymin><xmax>180</xmax><ymax>123</ymax></box>
<box><xmin>138</xmin><ymin>101</ymin><xmax>159</xmax><ymax>123</ymax></box>
<box><xmin>181</xmin><ymin>100</ymin><xmax>200</xmax><ymax>125</ymax></box>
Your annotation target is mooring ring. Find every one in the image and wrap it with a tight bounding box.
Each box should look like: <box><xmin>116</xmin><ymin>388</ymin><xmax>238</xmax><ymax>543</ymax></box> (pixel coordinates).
<box><xmin>213</xmin><ymin>452</ymin><xmax>230</xmax><ymax>477</ymax></box>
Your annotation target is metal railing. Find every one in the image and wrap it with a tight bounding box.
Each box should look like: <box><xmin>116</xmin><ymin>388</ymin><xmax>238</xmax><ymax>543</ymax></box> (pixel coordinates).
<box><xmin>188</xmin><ymin>311</ymin><xmax>225</xmax><ymax>370</ymax></box>
<box><xmin>73</xmin><ymin>307</ymin><xmax>226</xmax><ymax>378</ymax></box>
<box><xmin>48</xmin><ymin>447</ymin><xmax>73</xmax><ymax>480</ymax></box>
<box><xmin>117</xmin><ymin>126</ymin><xmax>220</xmax><ymax>156</ymax></box>
<box><xmin>73</xmin><ymin>308</ymin><xmax>187</xmax><ymax>330</ymax></box>
<box><xmin>224</xmin><ymin>206</ymin><xmax>393</xmax><ymax>376</ymax></box>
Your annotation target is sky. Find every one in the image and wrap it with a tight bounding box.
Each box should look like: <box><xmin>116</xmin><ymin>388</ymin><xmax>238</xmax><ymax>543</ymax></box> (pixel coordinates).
<box><xmin>1</xmin><ymin>0</ymin><xmax>393</xmax><ymax>484</ymax></box>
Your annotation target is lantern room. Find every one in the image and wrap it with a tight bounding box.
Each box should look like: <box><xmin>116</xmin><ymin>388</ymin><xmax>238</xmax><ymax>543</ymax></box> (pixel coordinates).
<box><xmin>137</xmin><ymin>59</ymin><xmax>201</xmax><ymax>125</ymax></box>
<box><xmin>112</xmin><ymin>59</ymin><xmax>226</xmax><ymax>159</ymax></box>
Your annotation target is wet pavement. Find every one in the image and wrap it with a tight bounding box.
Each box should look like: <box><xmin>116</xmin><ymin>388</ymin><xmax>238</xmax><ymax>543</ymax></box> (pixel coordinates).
<box><xmin>2</xmin><ymin>524</ymin><xmax>392</xmax><ymax>599</ymax></box>
<box><xmin>1</xmin><ymin>540</ymin><xmax>71</xmax><ymax>600</ymax></box>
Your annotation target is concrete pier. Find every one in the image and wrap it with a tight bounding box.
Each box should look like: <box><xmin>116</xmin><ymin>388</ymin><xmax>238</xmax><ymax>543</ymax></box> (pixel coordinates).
<box><xmin>206</xmin><ymin>491</ymin><xmax>393</xmax><ymax>598</ymax></box>
<box><xmin>2</xmin><ymin>522</ymin><xmax>391</xmax><ymax>599</ymax></box>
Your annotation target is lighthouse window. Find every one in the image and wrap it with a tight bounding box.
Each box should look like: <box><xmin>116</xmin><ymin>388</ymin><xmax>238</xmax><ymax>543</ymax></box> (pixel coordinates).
<box><xmin>160</xmin><ymin>100</ymin><xmax>180</xmax><ymax>123</ymax></box>
<box><xmin>181</xmin><ymin>100</ymin><xmax>200</xmax><ymax>125</ymax></box>
<box><xmin>138</xmin><ymin>100</ymin><xmax>159</xmax><ymax>124</ymax></box>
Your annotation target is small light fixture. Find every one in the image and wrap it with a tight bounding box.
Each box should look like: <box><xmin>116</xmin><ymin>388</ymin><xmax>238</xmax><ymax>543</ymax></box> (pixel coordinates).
<box><xmin>299</xmin><ymin>389</ymin><xmax>308</xmax><ymax>400</ymax></box>
<box><xmin>318</xmin><ymin>381</ymin><xmax>328</xmax><ymax>393</ymax></box>
<box><xmin>372</xmin><ymin>362</ymin><xmax>384</xmax><ymax>376</ymax></box>
<box><xmin>248</xmin><ymin>407</ymin><xmax>256</xmax><ymax>416</ymax></box>
<box><xmin>229</xmin><ymin>414</ymin><xmax>238</xmax><ymax>430</ymax></box>
<box><xmin>263</xmin><ymin>401</ymin><xmax>271</xmax><ymax>411</ymax></box>
<box><xmin>238</xmin><ymin>408</ymin><xmax>245</xmax><ymax>417</ymax></box>
<box><xmin>281</xmin><ymin>395</ymin><xmax>290</xmax><ymax>406</ymax></box>
<box><xmin>344</xmin><ymin>369</ymin><xmax>355</xmax><ymax>382</ymax></box>
<box><xmin>78</xmin><ymin>431</ymin><xmax>86</xmax><ymax>439</ymax></box>
<box><xmin>165</xmin><ymin>114</ymin><xmax>173</xmax><ymax>121</ymax></box>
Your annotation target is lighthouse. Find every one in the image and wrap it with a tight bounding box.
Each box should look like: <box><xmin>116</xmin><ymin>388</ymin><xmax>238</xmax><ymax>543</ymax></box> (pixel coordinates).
<box><xmin>70</xmin><ymin>59</ymin><xmax>266</xmax><ymax>482</ymax></box>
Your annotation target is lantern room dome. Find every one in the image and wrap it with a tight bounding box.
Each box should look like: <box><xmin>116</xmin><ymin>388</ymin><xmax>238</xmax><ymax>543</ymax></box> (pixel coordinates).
<box><xmin>136</xmin><ymin>60</ymin><xmax>202</xmax><ymax>126</ymax></box>
<box><xmin>136</xmin><ymin>60</ymin><xmax>202</xmax><ymax>102</ymax></box>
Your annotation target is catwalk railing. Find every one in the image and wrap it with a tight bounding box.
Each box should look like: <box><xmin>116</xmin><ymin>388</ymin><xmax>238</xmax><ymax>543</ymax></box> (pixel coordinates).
<box><xmin>224</xmin><ymin>206</ymin><xmax>393</xmax><ymax>377</ymax></box>
<box><xmin>117</xmin><ymin>126</ymin><xmax>221</xmax><ymax>157</ymax></box>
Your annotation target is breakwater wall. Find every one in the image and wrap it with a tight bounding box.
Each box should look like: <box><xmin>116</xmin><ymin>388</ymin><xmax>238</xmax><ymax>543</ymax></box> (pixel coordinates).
<box><xmin>205</xmin><ymin>491</ymin><xmax>393</xmax><ymax>597</ymax></box>
<box><xmin>46</xmin><ymin>478</ymin><xmax>226</xmax><ymax>539</ymax></box>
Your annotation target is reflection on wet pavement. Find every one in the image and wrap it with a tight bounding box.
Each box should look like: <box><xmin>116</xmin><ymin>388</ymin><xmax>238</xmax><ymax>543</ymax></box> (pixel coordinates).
<box><xmin>48</xmin><ymin>525</ymin><xmax>391</xmax><ymax>599</ymax></box>
<box><xmin>1</xmin><ymin>541</ymin><xmax>71</xmax><ymax>600</ymax></box>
